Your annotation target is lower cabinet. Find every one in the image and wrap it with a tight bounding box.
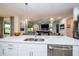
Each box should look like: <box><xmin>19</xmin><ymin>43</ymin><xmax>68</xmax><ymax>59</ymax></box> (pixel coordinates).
<box><xmin>73</xmin><ymin>45</ymin><xmax>79</xmax><ymax>56</ymax></box>
<box><xmin>4</xmin><ymin>43</ymin><xmax>18</xmax><ymax>56</ymax></box>
<box><xmin>18</xmin><ymin>44</ymin><xmax>47</xmax><ymax>56</ymax></box>
<box><xmin>18</xmin><ymin>44</ymin><xmax>30</xmax><ymax>56</ymax></box>
<box><xmin>1</xmin><ymin>42</ymin><xmax>79</xmax><ymax>56</ymax></box>
<box><xmin>32</xmin><ymin>44</ymin><xmax>47</xmax><ymax>56</ymax></box>
<box><xmin>0</xmin><ymin>43</ymin><xmax>4</xmax><ymax>56</ymax></box>
<box><xmin>0</xmin><ymin>42</ymin><xmax>18</xmax><ymax>56</ymax></box>
<box><xmin>4</xmin><ymin>47</ymin><xmax>18</xmax><ymax>56</ymax></box>
<box><xmin>0</xmin><ymin>42</ymin><xmax>47</xmax><ymax>56</ymax></box>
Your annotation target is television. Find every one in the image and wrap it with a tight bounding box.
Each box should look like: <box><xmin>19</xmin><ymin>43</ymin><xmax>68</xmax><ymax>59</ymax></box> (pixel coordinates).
<box><xmin>41</xmin><ymin>24</ymin><xmax>49</xmax><ymax>30</ymax></box>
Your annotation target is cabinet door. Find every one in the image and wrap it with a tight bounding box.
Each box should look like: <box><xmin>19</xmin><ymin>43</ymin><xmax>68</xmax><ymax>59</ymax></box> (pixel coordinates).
<box><xmin>18</xmin><ymin>44</ymin><xmax>31</xmax><ymax>56</ymax></box>
<box><xmin>4</xmin><ymin>47</ymin><xmax>18</xmax><ymax>56</ymax></box>
<box><xmin>0</xmin><ymin>43</ymin><xmax>4</xmax><ymax>56</ymax></box>
<box><xmin>73</xmin><ymin>45</ymin><xmax>79</xmax><ymax>56</ymax></box>
<box><xmin>32</xmin><ymin>44</ymin><xmax>47</xmax><ymax>56</ymax></box>
<box><xmin>18</xmin><ymin>44</ymin><xmax>47</xmax><ymax>56</ymax></box>
<box><xmin>4</xmin><ymin>43</ymin><xmax>18</xmax><ymax>56</ymax></box>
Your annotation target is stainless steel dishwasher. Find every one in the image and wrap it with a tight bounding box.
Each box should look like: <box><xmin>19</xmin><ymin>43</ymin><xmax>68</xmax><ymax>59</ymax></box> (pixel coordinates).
<box><xmin>47</xmin><ymin>44</ymin><xmax>72</xmax><ymax>56</ymax></box>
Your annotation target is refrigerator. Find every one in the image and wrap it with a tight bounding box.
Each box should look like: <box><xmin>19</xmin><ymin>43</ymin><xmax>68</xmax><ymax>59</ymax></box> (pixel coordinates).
<box><xmin>73</xmin><ymin>16</ymin><xmax>79</xmax><ymax>39</ymax></box>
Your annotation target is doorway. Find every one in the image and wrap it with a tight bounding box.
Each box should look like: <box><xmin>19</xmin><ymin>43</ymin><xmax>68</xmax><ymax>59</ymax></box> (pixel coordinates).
<box><xmin>0</xmin><ymin>16</ymin><xmax>14</xmax><ymax>38</ymax></box>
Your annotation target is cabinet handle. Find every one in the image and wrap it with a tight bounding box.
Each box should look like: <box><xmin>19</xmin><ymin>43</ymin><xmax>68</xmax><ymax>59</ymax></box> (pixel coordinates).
<box><xmin>29</xmin><ymin>51</ymin><xmax>33</xmax><ymax>56</ymax></box>
<box><xmin>2</xmin><ymin>49</ymin><xmax>4</xmax><ymax>55</ymax></box>
<box><xmin>8</xmin><ymin>44</ymin><xmax>13</xmax><ymax>46</ymax></box>
<box><xmin>8</xmin><ymin>48</ymin><xmax>13</xmax><ymax>49</ymax></box>
<box><xmin>31</xmin><ymin>52</ymin><xmax>33</xmax><ymax>56</ymax></box>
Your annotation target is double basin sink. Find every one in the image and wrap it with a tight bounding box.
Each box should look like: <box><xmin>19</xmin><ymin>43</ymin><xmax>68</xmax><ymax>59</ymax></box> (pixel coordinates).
<box><xmin>24</xmin><ymin>38</ymin><xmax>44</xmax><ymax>42</ymax></box>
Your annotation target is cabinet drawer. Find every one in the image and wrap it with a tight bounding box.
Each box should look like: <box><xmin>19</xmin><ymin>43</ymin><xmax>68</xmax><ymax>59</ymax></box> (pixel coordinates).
<box><xmin>4</xmin><ymin>43</ymin><xmax>18</xmax><ymax>48</ymax></box>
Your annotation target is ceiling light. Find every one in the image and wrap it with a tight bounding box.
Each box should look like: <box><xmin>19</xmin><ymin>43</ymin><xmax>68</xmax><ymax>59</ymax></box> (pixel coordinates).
<box><xmin>50</xmin><ymin>18</ymin><xmax>54</xmax><ymax>20</ymax></box>
<box><xmin>57</xmin><ymin>17</ymin><xmax>61</xmax><ymax>19</ymax></box>
<box><xmin>25</xmin><ymin>19</ymin><xmax>28</xmax><ymax>24</ymax></box>
<box><xmin>50</xmin><ymin>18</ymin><xmax>54</xmax><ymax>23</ymax></box>
<box><xmin>25</xmin><ymin>3</ymin><xmax>28</xmax><ymax>5</ymax></box>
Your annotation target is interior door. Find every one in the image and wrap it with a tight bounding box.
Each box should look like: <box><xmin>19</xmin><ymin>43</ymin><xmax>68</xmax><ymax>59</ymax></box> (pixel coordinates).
<box><xmin>0</xmin><ymin>17</ymin><xmax>4</xmax><ymax>38</ymax></box>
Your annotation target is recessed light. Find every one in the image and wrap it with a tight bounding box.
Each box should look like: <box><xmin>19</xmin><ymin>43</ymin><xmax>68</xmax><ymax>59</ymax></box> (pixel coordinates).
<box><xmin>57</xmin><ymin>17</ymin><xmax>61</xmax><ymax>19</ymax></box>
<box><xmin>50</xmin><ymin>18</ymin><xmax>54</xmax><ymax>20</ymax></box>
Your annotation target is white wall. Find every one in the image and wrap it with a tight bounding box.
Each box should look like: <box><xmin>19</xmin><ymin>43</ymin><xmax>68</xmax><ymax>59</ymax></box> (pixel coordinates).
<box><xmin>14</xmin><ymin>16</ymin><xmax>20</xmax><ymax>32</ymax></box>
<box><xmin>59</xmin><ymin>18</ymin><xmax>67</xmax><ymax>36</ymax></box>
<box><xmin>14</xmin><ymin>16</ymin><xmax>28</xmax><ymax>34</ymax></box>
<box><xmin>52</xmin><ymin>21</ymin><xmax>59</xmax><ymax>33</ymax></box>
<box><xmin>19</xmin><ymin>17</ymin><xmax>26</xmax><ymax>34</ymax></box>
<box><xmin>73</xmin><ymin>7</ymin><xmax>79</xmax><ymax>21</ymax></box>
<box><xmin>52</xmin><ymin>18</ymin><xmax>67</xmax><ymax>36</ymax></box>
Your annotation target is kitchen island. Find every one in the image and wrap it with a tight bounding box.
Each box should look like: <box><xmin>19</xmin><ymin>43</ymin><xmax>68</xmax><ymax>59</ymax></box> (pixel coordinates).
<box><xmin>0</xmin><ymin>35</ymin><xmax>79</xmax><ymax>56</ymax></box>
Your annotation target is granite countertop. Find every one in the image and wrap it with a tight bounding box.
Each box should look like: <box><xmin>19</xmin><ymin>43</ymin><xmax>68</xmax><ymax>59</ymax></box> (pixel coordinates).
<box><xmin>0</xmin><ymin>35</ymin><xmax>79</xmax><ymax>45</ymax></box>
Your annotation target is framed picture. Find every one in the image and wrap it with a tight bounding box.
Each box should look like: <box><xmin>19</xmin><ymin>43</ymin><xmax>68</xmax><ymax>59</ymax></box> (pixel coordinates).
<box><xmin>60</xmin><ymin>24</ymin><xmax>64</xmax><ymax>29</ymax></box>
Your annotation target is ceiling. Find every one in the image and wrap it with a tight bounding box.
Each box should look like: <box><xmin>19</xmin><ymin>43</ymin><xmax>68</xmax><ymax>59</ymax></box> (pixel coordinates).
<box><xmin>0</xmin><ymin>3</ymin><xmax>79</xmax><ymax>19</ymax></box>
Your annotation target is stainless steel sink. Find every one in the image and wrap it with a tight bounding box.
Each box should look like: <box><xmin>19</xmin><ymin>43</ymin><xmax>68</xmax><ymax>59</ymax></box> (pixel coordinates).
<box><xmin>24</xmin><ymin>38</ymin><xmax>44</xmax><ymax>41</ymax></box>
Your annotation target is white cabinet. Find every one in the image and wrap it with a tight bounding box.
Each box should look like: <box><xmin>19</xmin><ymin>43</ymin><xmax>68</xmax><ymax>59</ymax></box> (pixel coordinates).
<box><xmin>73</xmin><ymin>45</ymin><xmax>79</xmax><ymax>56</ymax></box>
<box><xmin>3</xmin><ymin>43</ymin><xmax>18</xmax><ymax>56</ymax></box>
<box><xmin>18</xmin><ymin>44</ymin><xmax>31</xmax><ymax>56</ymax></box>
<box><xmin>0</xmin><ymin>43</ymin><xmax>4</xmax><ymax>56</ymax></box>
<box><xmin>0</xmin><ymin>42</ymin><xmax>18</xmax><ymax>56</ymax></box>
<box><xmin>18</xmin><ymin>44</ymin><xmax>47</xmax><ymax>56</ymax></box>
<box><xmin>32</xmin><ymin>44</ymin><xmax>47</xmax><ymax>56</ymax></box>
<box><xmin>0</xmin><ymin>42</ymin><xmax>47</xmax><ymax>56</ymax></box>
